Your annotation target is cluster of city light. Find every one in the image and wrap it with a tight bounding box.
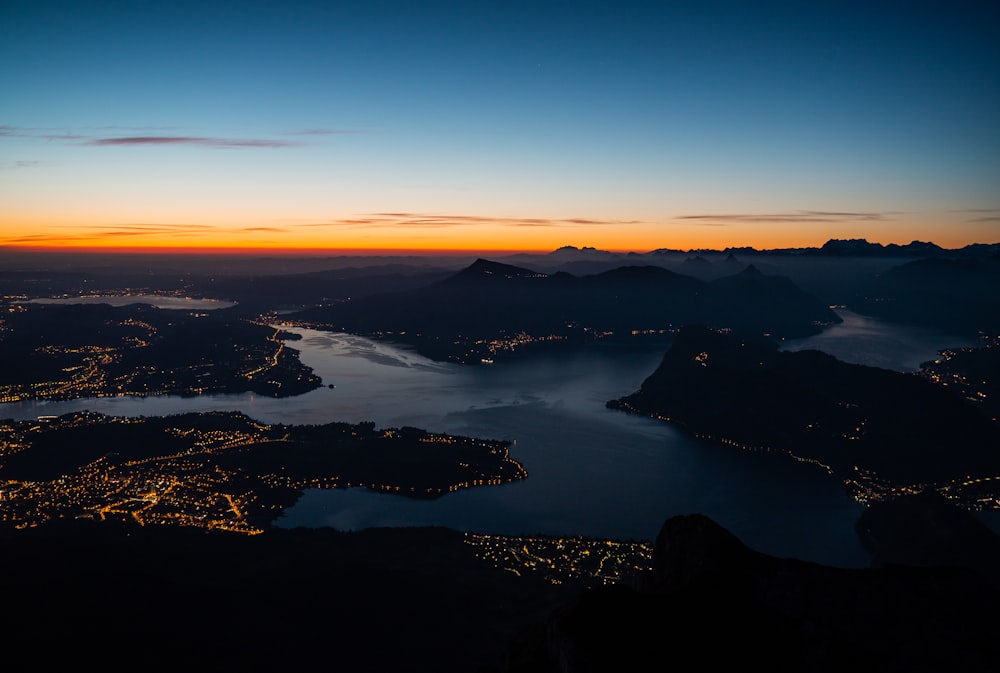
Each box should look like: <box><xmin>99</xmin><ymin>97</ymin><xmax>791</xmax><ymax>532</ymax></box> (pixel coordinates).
<box><xmin>617</xmin><ymin>396</ymin><xmax>1000</xmax><ymax>511</ymax></box>
<box><xmin>0</xmin><ymin>412</ymin><xmax>532</xmax><ymax>533</ymax></box>
<box><xmin>0</xmin><ymin>414</ymin><xmax>274</xmax><ymax>533</ymax></box>
<box><xmin>0</xmin><ymin>298</ymin><xmax>305</xmax><ymax>402</ymax></box>
<box><xmin>464</xmin><ymin>533</ymin><xmax>653</xmax><ymax>586</ymax></box>
<box><xmin>920</xmin><ymin>335</ymin><xmax>997</xmax><ymax>416</ymax></box>
<box><xmin>480</xmin><ymin>331</ymin><xmax>567</xmax><ymax>356</ymax></box>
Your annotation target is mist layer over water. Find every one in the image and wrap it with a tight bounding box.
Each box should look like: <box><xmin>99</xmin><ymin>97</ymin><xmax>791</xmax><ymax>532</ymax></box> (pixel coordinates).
<box><xmin>782</xmin><ymin>309</ymin><xmax>976</xmax><ymax>372</ymax></box>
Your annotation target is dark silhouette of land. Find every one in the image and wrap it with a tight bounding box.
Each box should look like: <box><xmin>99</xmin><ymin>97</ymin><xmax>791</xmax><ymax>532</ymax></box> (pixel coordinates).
<box><xmin>2</xmin><ymin>502</ymin><xmax>998</xmax><ymax>672</ymax></box>
<box><xmin>0</xmin><ymin>522</ymin><xmax>578</xmax><ymax>672</ymax></box>
<box><xmin>290</xmin><ymin>258</ymin><xmax>839</xmax><ymax>363</ymax></box>
<box><xmin>0</xmin><ymin>302</ymin><xmax>321</xmax><ymax>401</ymax></box>
<box><xmin>609</xmin><ymin>325</ymin><xmax>1000</xmax><ymax>507</ymax></box>
<box><xmin>919</xmin><ymin>337</ymin><xmax>1000</xmax><ymax>422</ymax></box>
<box><xmin>503</xmin><ymin>505</ymin><xmax>1000</xmax><ymax>672</ymax></box>
<box><xmin>852</xmin><ymin>256</ymin><xmax>1000</xmax><ymax>335</ymax></box>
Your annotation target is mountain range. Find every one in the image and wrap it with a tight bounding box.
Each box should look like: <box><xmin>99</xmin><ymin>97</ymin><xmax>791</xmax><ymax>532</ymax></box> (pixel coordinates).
<box><xmin>290</xmin><ymin>258</ymin><xmax>840</xmax><ymax>362</ymax></box>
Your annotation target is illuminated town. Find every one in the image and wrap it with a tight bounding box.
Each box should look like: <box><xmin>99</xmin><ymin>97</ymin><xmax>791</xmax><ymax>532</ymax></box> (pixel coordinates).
<box><xmin>464</xmin><ymin>533</ymin><xmax>653</xmax><ymax>586</ymax></box>
<box><xmin>0</xmin><ymin>296</ymin><xmax>321</xmax><ymax>402</ymax></box>
<box><xmin>920</xmin><ymin>335</ymin><xmax>999</xmax><ymax>423</ymax></box>
<box><xmin>0</xmin><ymin>411</ymin><xmax>528</xmax><ymax>534</ymax></box>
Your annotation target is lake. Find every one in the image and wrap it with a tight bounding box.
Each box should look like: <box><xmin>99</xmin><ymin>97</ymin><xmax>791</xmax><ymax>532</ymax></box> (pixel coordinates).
<box><xmin>1</xmin><ymin>309</ymin><xmax>981</xmax><ymax>567</ymax></box>
<box><xmin>781</xmin><ymin>308</ymin><xmax>976</xmax><ymax>371</ymax></box>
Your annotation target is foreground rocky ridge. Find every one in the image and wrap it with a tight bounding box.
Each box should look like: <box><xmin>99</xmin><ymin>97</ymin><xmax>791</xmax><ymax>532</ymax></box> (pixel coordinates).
<box><xmin>505</xmin><ymin>497</ymin><xmax>1000</xmax><ymax>672</ymax></box>
<box><xmin>2</xmin><ymin>494</ymin><xmax>997</xmax><ymax>672</ymax></box>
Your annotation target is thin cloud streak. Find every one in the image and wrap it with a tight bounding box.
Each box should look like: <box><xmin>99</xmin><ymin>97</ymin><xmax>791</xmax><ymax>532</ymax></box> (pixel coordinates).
<box><xmin>0</xmin><ymin>224</ymin><xmax>225</xmax><ymax>245</ymax></box>
<box><xmin>90</xmin><ymin>224</ymin><xmax>217</xmax><ymax>232</ymax></box>
<box><xmin>0</xmin><ymin>160</ymin><xmax>47</xmax><ymax>171</ymax></box>
<box><xmin>1</xmin><ymin>126</ymin><xmax>301</xmax><ymax>148</ymax></box>
<box><xmin>299</xmin><ymin>213</ymin><xmax>645</xmax><ymax>229</ymax></box>
<box><xmin>676</xmin><ymin>211</ymin><xmax>896</xmax><ymax>224</ymax></box>
<box><xmin>285</xmin><ymin>128</ymin><xmax>361</xmax><ymax>136</ymax></box>
<box><xmin>88</xmin><ymin>136</ymin><xmax>300</xmax><ymax>148</ymax></box>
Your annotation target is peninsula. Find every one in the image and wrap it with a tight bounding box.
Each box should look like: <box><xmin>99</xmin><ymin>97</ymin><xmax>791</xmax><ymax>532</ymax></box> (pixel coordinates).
<box><xmin>0</xmin><ymin>411</ymin><xmax>527</xmax><ymax>533</ymax></box>
<box><xmin>0</xmin><ymin>301</ymin><xmax>322</xmax><ymax>402</ymax></box>
<box><xmin>608</xmin><ymin>326</ymin><xmax>1000</xmax><ymax>509</ymax></box>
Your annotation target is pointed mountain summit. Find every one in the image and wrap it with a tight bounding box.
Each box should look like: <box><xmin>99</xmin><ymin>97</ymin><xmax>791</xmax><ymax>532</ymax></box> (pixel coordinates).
<box><xmin>440</xmin><ymin>258</ymin><xmax>546</xmax><ymax>285</ymax></box>
<box><xmin>712</xmin><ymin>263</ymin><xmax>773</xmax><ymax>289</ymax></box>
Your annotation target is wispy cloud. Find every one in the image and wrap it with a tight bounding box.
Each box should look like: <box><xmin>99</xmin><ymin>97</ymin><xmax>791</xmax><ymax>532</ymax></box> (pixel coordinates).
<box><xmin>0</xmin><ymin>160</ymin><xmax>46</xmax><ymax>171</ymax></box>
<box><xmin>0</xmin><ymin>126</ymin><xmax>87</xmax><ymax>141</ymax></box>
<box><xmin>88</xmin><ymin>136</ymin><xmax>299</xmax><ymax>148</ymax></box>
<box><xmin>0</xmin><ymin>224</ymin><xmax>221</xmax><ymax>245</ymax></box>
<box><xmin>1</xmin><ymin>125</ymin><xmax>302</xmax><ymax>149</ymax></box>
<box><xmin>299</xmin><ymin>213</ymin><xmax>642</xmax><ymax>229</ymax></box>
<box><xmin>285</xmin><ymin>128</ymin><xmax>361</xmax><ymax>136</ymax></box>
<box><xmin>90</xmin><ymin>224</ymin><xmax>217</xmax><ymax>232</ymax></box>
<box><xmin>947</xmin><ymin>207</ymin><xmax>1000</xmax><ymax>223</ymax></box>
<box><xmin>675</xmin><ymin>211</ymin><xmax>897</xmax><ymax>225</ymax></box>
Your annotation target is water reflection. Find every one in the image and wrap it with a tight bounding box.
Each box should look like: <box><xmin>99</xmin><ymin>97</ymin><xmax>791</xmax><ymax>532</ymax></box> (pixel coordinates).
<box><xmin>782</xmin><ymin>309</ymin><xmax>975</xmax><ymax>372</ymax></box>
<box><xmin>1</xmin><ymin>328</ymin><xmax>878</xmax><ymax>566</ymax></box>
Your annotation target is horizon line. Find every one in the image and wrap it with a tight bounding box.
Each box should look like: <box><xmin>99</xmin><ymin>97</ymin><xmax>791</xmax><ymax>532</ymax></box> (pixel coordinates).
<box><xmin>1</xmin><ymin>239</ymin><xmax>998</xmax><ymax>258</ymax></box>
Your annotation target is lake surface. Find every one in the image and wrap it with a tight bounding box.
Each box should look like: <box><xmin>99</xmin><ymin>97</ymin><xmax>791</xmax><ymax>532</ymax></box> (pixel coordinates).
<box><xmin>782</xmin><ymin>309</ymin><xmax>976</xmax><ymax>372</ymax></box>
<box><xmin>3</xmin><ymin>310</ymin><xmax>984</xmax><ymax>567</ymax></box>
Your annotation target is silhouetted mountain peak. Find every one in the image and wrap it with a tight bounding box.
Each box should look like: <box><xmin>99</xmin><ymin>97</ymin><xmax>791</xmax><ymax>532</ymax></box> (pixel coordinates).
<box><xmin>652</xmin><ymin>513</ymin><xmax>753</xmax><ymax>588</ymax></box>
<box><xmin>443</xmin><ymin>258</ymin><xmax>546</xmax><ymax>283</ymax></box>
<box><xmin>593</xmin><ymin>265</ymin><xmax>687</xmax><ymax>282</ymax></box>
<box><xmin>682</xmin><ymin>255</ymin><xmax>711</xmax><ymax>266</ymax></box>
<box><xmin>711</xmin><ymin>263</ymin><xmax>776</xmax><ymax>289</ymax></box>
<box><xmin>547</xmin><ymin>245</ymin><xmax>614</xmax><ymax>258</ymax></box>
<box><xmin>820</xmin><ymin>238</ymin><xmax>947</xmax><ymax>257</ymax></box>
<box><xmin>821</xmin><ymin>238</ymin><xmax>878</xmax><ymax>254</ymax></box>
<box><xmin>895</xmin><ymin>240</ymin><xmax>943</xmax><ymax>253</ymax></box>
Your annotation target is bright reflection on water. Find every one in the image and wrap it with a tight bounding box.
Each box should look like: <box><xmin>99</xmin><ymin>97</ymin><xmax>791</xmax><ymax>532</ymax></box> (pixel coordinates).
<box><xmin>782</xmin><ymin>309</ymin><xmax>976</xmax><ymax>372</ymax></box>
<box><xmin>2</xmin><ymin>328</ymin><xmax>875</xmax><ymax>567</ymax></box>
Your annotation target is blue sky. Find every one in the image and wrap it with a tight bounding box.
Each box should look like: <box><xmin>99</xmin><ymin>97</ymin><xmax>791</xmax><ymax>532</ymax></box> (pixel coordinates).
<box><xmin>2</xmin><ymin>0</ymin><xmax>998</xmax><ymax>251</ymax></box>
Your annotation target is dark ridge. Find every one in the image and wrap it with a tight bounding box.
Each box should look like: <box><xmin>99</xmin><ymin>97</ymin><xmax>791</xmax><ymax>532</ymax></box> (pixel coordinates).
<box><xmin>852</xmin><ymin>256</ymin><xmax>1000</xmax><ymax>335</ymax></box>
<box><xmin>505</xmin><ymin>512</ymin><xmax>1000</xmax><ymax>672</ymax></box>
<box><xmin>589</xmin><ymin>264</ymin><xmax>692</xmax><ymax>283</ymax></box>
<box><xmin>856</xmin><ymin>490</ymin><xmax>1000</xmax><ymax>586</ymax></box>
<box><xmin>440</xmin><ymin>258</ymin><xmax>546</xmax><ymax>284</ymax></box>
<box><xmin>609</xmin><ymin>325</ymin><xmax>1000</xmax><ymax>491</ymax></box>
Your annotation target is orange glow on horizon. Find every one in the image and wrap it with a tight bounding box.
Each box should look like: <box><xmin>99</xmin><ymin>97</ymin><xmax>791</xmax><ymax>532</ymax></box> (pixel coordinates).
<box><xmin>1</xmin><ymin>210</ymin><xmax>993</xmax><ymax>255</ymax></box>
<box><xmin>0</xmin><ymin>243</ymin><xmax>560</xmax><ymax>256</ymax></box>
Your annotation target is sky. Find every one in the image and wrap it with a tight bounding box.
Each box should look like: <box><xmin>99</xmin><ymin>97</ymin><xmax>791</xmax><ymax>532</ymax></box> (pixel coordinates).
<box><xmin>2</xmin><ymin>0</ymin><xmax>999</xmax><ymax>253</ymax></box>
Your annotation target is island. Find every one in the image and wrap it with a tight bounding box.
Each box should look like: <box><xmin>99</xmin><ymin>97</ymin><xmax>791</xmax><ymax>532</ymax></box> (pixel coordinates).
<box><xmin>0</xmin><ymin>410</ymin><xmax>527</xmax><ymax>533</ymax></box>
<box><xmin>608</xmin><ymin>325</ymin><xmax>1000</xmax><ymax>509</ymax></box>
